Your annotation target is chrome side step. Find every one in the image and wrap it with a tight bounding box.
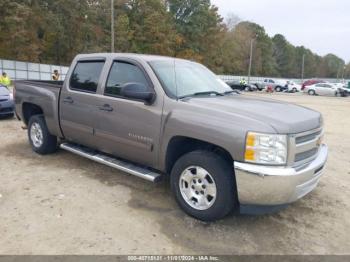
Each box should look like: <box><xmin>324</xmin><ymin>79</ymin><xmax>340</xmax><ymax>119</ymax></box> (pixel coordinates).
<box><xmin>60</xmin><ymin>143</ymin><xmax>162</xmax><ymax>183</ymax></box>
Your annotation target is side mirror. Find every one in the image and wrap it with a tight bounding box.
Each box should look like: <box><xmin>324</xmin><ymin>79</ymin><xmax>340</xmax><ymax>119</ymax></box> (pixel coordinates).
<box><xmin>120</xmin><ymin>82</ymin><xmax>156</xmax><ymax>104</ymax></box>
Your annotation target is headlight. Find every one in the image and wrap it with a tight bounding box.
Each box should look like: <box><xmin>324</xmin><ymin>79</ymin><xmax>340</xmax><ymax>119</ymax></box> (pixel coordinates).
<box><xmin>245</xmin><ymin>132</ymin><xmax>288</xmax><ymax>165</ymax></box>
<box><xmin>9</xmin><ymin>93</ymin><xmax>13</xmax><ymax>100</ymax></box>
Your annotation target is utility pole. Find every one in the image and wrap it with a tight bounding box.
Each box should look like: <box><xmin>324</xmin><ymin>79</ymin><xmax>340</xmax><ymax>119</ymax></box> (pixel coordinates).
<box><xmin>301</xmin><ymin>54</ymin><xmax>305</xmax><ymax>83</ymax></box>
<box><xmin>111</xmin><ymin>0</ymin><xmax>115</xmax><ymax>53</ymax></box>
<box><xmin>247</xmin><ymin>38</ymin><xmax>254</xmax><ymax>84</ymax></box>
<box><xmin>342</xmin><ymin>65</ymin><xmax>346</xmax><ymax>83</ymax></box>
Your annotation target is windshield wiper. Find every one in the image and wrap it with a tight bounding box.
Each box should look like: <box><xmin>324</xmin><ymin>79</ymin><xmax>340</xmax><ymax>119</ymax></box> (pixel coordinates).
<box><xmin>179</xmin><ymin>91</ymin><xmax>224</xmax><ymax>99</ymax></box>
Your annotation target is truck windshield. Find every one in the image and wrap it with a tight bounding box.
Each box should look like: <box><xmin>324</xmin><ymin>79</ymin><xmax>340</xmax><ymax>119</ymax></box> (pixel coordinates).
<box><xmin>149</xmin><ymin>60</ymin><xmax>232</xmax><ymax>99</ymax></box>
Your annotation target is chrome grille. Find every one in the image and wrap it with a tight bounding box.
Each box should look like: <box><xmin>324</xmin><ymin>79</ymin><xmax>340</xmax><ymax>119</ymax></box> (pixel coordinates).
<box><xmin>295</xmin><ymin>131</ymin><xmax>322</xmax><ymax>144</ymax></box>
<box><xmin>288</xmin><ymin>127</ymin><xmax>323</xmax><ymax>166</ymax></box>
<box><xmin>295</xmin><ymin>148</ymin><xmax>318</xmax><ymax>162</ymax></box>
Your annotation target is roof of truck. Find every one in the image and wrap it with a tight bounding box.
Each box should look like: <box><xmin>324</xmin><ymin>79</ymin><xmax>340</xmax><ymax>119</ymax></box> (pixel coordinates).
<box><xmin>75</xmin><ymin>53</ymin><xmax>191</xmax><ymax>63</ymax></box>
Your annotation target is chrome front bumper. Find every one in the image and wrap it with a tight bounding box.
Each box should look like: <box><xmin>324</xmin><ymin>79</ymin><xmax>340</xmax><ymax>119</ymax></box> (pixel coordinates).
<box><xmin>234</xmin><ymin>144</ymin><xmax>328</xmax><ymax>206</ymax></box>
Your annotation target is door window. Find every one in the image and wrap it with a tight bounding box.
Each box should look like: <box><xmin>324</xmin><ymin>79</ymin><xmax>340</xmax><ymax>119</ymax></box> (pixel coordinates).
<box><xmin>105</xmin><ymin>61</ymin><xmax>149</xmax><ymax>97</ymax></box>
<box><xmin>70</xmin><ymin>61</ymin><xmax>105</xmax><ymax>93</ymax></box>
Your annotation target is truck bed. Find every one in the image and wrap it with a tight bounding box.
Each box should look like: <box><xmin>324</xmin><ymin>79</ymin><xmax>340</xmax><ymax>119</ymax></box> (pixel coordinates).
<box><xmin>14</xmin><ymin>80</ymin><xmax>63</xmax><ymax>138</ymax></box>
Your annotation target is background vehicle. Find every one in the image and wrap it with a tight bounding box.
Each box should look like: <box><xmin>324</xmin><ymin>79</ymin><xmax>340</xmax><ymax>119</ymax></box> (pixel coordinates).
<box><xmin>304</xmin><ymin>83</ymin><xmax>338</xmax><ymax>96</ymax></box>
<box><xmin>14</xmin><ymin>53</ymin><xmax>328</xmax><ymax>221</ymax></box>
<box><xmin>0</xmin><ymin>84</ymin><xmax>14</xmax><ymax>118</ymax></box>
<box><xmin>302</xmin><ymin>79</ymin><xmax>325</xmax><ymax>90</ymax></box>
<box><xmin>262</xmin><ymin>79</ymin><xmax>288</xmax><ymax>92</ymax></box>
<box><xmin>251</xmin><ymin>82</ymin><xmax>265</xmax><ymax>91</ymax></box>
<box><xmin>286</xmin><ymin>81</ymin><xmax>302</xmax><ymax>93</ymax></box>
<box><xmin>225</xmin><ymin>80</ymin><xmax>257</xmax><ymax>92</ymax></box>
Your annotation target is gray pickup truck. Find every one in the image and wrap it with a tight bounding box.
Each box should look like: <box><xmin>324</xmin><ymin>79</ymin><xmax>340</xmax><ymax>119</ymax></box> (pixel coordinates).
<box><xmin>14</xmin><ymin>53</ymin><xmax>328</xmax><ymax>221</ymax></box>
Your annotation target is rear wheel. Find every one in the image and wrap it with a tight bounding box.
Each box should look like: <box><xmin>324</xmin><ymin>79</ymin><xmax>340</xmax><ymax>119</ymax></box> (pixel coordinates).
<box><xmin>308</xmin><ymin>89</ymin><xmax>316</xmax><ymax>96</ymax></box>
<box><xmin>275</xmin><ymin>86</ymin><xmax>282</xmax><ymax>92</ymax></box>
<box><xmin>292</xmin><ymin>88</ymin><xmax>297</xmax><ymax>93</ymax></box>
<box><xmin>28</xmin><ymin>115</ymin><xmax>58</xmax><ymax>155</ymax></box>
<box><xmin>171</xmin><ymin>150</ymin><xmax>237</xmax><ymax>221</ymax></box>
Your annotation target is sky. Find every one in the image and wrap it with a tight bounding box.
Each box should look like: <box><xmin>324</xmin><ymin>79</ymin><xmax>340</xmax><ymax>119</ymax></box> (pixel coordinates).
<box><xmin>211</xmin><ymin>0</ymin><xmax>350</xmax><ymax>63</ymax></box>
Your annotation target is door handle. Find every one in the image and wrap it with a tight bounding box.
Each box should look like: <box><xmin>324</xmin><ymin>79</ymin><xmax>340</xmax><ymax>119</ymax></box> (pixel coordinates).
<box><xmin>98</xmin><ymin>104</ymin><xmax>114</xmax><ymax>112</ymax></box>
<box><xmin>63</xmin><ymin>97</ymin><xmax>74</xmax><ymax>104</ymax></box>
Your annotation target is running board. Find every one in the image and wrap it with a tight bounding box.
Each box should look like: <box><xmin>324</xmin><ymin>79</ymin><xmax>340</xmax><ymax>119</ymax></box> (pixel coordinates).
<box><xmin>60</xmin><ymin>143</ymin><xmax>162</xmax><ymax>183</ymax></box>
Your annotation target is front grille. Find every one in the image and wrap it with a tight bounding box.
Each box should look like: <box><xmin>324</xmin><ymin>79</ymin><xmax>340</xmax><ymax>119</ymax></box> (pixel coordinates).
<box><xmin>0</xmin><ymin>99</ymin><xmax>8</xmax><ymax>102</ymax></box>
<box><xmin>295</xmin><ymin>148</ymin><xmax>318</xmax><ymax>162</ymax></box>
<box><xmin>296</xmin><ymin>131</ymin><xmax>322</xmax><ymax>144</ymax></box>
<box><xmin>290</xmin><ymin>128</ymin><xmax>323</xmax><ymax>166</ymax></box>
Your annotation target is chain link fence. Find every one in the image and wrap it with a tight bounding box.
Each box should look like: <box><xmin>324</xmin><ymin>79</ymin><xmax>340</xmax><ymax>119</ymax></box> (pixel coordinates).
<box><xmin>0</xmin><ymin>59</ymin><xmax>69</xmax><ymax>81</ymax></box>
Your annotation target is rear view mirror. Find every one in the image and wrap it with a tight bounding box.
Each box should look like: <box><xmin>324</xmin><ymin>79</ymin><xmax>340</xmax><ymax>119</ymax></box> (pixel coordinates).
<box><xmin>120</xmin><ymin>82</ymin><xmax>156</xmax><ymax>104</ymax></box>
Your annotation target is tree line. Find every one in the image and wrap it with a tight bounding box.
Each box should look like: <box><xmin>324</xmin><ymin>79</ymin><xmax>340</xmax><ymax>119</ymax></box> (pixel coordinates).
<box><xmin>0</xmin><ymin>0</ymin><xmax>348</xmax><ymax>79</ymax></box>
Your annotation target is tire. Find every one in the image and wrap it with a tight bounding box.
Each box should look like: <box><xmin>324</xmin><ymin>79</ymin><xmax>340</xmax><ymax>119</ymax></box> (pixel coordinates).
<box><xmin>170</xmin><ymin>150</ymin><xmax>237</xmax><ymax>221</ymax></box>
<box><xmin>275</xmin><ymin>86</ymin><xmax>282</xmax><ymax>92</ymax></box>
<box><xmin>28</xmin><ymin>115</ymin><xmax>58</xmax><ymax>155</ymax></box>
<box><xmin>245</xmin><ymin>87</ymin><xmax>250</xmax><ymax>92</ymax></box>
<box><xmin>308</xmin><ymin>89</ymin><xmax>316</xmax><ymax>96</ymax></box>
<box><xmin>292</xmin><ymin>88</ymin><xmax>297</xmax><ymax>93</ymax></box>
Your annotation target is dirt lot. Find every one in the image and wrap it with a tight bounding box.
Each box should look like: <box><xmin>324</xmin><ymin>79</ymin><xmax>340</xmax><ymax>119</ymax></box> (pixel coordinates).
<box><xmin>0</xmin><ymin>93</ymin><xmax>349</xmax><ymax>255</ymax></box>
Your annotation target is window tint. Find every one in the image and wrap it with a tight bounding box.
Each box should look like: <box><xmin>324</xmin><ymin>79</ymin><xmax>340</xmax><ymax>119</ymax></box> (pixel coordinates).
<box><xmin>105</xmin><ymin>61</ymin><xmax>149</xmax><ymax>97</ymax></box>
<box><xmin>70</xmin><ymin>61</ymin><xmax>104</xmax><ymax>93</ymax></box>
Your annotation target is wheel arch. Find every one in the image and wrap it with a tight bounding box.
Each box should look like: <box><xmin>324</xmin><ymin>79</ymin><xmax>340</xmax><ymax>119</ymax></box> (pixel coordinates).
<box><xmin>164</xmin><ymin>136</ymin><xmax>234</xmax><ymax>175</ymax></box>
<box><xmin>22</xmin><ymin>102</ymin><xmax>44</xmax><ymax>125</ymax></box>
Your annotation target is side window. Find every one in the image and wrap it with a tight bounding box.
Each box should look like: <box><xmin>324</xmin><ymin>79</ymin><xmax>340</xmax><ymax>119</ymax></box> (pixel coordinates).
<box><xmin>70</xmin><ymin>61</ymin><xmax>105</xmax><ymax>93</ymax></box>
<box><xmin>105</xmin><ymin>61</ymin><xmax>149</xmax><ymax>97</ymax></box>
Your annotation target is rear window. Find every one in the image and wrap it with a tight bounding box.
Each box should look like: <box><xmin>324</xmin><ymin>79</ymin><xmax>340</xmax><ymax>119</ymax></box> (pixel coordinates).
<box><xmin>70</xmin><ymin>61</ymin><xmax>105</xmax><ymax>93</ymax></box>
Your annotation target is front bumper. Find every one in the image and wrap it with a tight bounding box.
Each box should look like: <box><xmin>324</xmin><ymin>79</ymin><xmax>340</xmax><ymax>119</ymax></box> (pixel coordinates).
<box><xmin>0</xmin><ymin>100</ymin><xmax>14</xmax><ymax>115</ymax></box>
<box><xmin>234</xmin><ymin>144</ymin><xmax>328</xmax><ymax>206</ymax></box>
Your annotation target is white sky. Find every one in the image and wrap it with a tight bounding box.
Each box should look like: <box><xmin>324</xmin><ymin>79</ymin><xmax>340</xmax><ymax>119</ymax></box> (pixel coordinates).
<box><xmin>211</xmin><ymin>0</ymin><xmax>350</xmax><ymax>63</ymax></box>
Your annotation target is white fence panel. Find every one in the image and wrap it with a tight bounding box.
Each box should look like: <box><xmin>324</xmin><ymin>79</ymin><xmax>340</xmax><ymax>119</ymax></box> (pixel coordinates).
<box><xmin>0</xmin><ymin>58</ymin><xmax>70</xmax><ymax>81</ymax></box>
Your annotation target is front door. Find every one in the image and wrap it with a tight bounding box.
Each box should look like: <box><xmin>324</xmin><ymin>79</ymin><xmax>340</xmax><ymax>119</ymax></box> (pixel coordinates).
<box><xmin>93</xmin><ymin>60</ymin><xmax>163</xmax><ymax>167</ymax></box>
<box><xmin>59</xmin><ymin>60</ymin><xmax>105</xmax><ymax>148</ymax></box>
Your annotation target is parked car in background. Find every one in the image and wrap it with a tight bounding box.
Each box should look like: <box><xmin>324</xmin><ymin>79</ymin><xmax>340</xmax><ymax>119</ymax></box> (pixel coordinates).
<box><xmin>251</xmin><ymin>82</ymin><xmax>265</xmax><ymax>91</ymax></box>
<box><xmin>225</xmin><ymin>80</ymin><xmax>257</xmax><ymax>92</ymax></box>
<box><xmin>304</xmin><ymin>83</ymin><xmax>338</xmax><ymax>96</ymax></box>
<box><xmin>302</xmin><ymin>79</ymin><xmax>325</xmax><ymax>90</ymax></box>
<box><xmin>286</xmin><ymin>81</ymin><xmax>302</xmax><ymax>93</ymax></box>
<box><xmin>262</xmin><ymin>79</ymin><xmax>288</xmax><ymax>92</ymax></box>
<box><xmin>0</xmin><ymin>84</ymin><xmax>14</xmax><ymax>118</ymax></box>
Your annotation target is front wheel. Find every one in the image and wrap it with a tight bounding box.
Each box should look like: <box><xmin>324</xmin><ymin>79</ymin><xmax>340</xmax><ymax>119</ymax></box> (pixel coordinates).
<box><xmin>171</xmin><ymin>151</ymin><xmax>237</xmax><ymax>221</ymax></box>
<box><xmin>28</xmin><ymin>115</ymin><xmax>58</xmax><ymax>155</ymax></box>
<box><xmin>275</xmin><ymin>86</ymin><xmax>282</xmax><ymax>92</ymax></box>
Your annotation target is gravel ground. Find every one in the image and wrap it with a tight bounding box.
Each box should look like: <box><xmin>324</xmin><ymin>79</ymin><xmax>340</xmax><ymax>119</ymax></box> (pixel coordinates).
<box><xmin>0</xmin><ymin>93</ymin><xmax>349</xmax><ymax>255</ymax></box>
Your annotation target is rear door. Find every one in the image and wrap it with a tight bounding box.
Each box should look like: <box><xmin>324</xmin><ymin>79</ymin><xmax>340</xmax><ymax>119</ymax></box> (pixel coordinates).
<box><xmin>59</xmin><ymin>59</ymin><xmax>105</xmax><ymax>148</ymax></box>
<box><xmin>93</xmin><ymin>59</ymin><xmax>163</xmax><ymax>167</ymax></box>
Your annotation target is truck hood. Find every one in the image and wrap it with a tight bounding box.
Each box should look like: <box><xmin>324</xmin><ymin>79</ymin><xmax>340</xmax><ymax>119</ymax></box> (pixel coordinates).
<box><xmin>185</xmin><ymin>95</ymin><xmax>322</xmax><ymax>134</ymax></box>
